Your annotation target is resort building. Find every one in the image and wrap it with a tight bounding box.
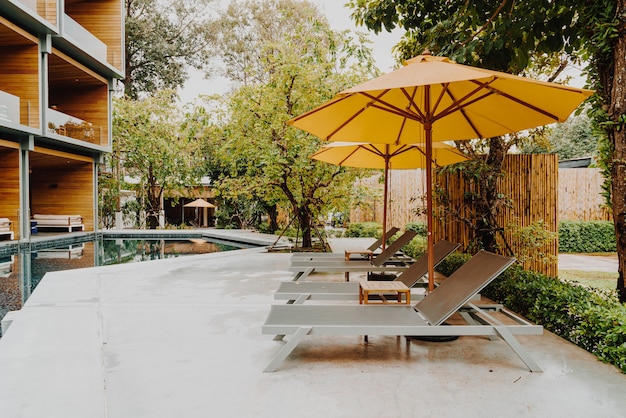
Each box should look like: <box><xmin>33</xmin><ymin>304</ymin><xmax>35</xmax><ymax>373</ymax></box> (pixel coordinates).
<box><xmin>0</xmin><ymin>0</ymin><xmax>124</xmax><ymax>240</ymax></box>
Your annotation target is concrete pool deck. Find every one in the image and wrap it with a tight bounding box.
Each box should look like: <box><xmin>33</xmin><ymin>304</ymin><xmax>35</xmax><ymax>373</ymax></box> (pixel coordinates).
<box><xmin>0</xmin><ymin>232</ymin><xmax>625</xmax><ymax>417</ymax></box>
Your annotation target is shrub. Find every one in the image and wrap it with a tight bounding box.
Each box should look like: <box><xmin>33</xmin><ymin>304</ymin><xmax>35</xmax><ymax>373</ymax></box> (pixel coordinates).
<box><xmin>559</xmin><ymin>220</ymin><xmax>616</xmax><ymax>253</ymax></box>
<box><xmin>405</xmin><ymin>222</ymin><xmax>427</xmax><ymax>236</ymax></box>
<box><xmin>437</xmin><ymin>254</ymin><xmax>626</xmax><ymax>373</ymax></box>
<box><xmin>344</xmin><ymin>222</ymin><xmax>382</xmax><ymax>238</ymax></box>
<box><xmin>400</xmin><ymin>235</ymin><xmax>427</xmax><ymax>259</ymax></box>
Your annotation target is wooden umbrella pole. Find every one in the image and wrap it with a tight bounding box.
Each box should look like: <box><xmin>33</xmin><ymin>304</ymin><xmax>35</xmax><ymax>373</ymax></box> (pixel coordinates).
<box><xmin>382</xmin><ymin>147</ymin><xmax>390</xmax><ymax>250</ymax></box>
<box><xmin>425</xmin><ymin>87</ymin><xmax>436</xmax><ymax>293</ymax></box>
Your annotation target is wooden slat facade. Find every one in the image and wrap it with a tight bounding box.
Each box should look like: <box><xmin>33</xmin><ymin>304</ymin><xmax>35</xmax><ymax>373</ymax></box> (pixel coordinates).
<box><xmin>37</xmin><ymin>1</ymin><xmax>58</xmax><ymax>25</ymax></box>
<box><xmin>0</xmin><ymin>17</ymin><xmax>40</xmax><ymax>129</ymax></box>
<box><xmin>49</xmin><ymin>48</ymin><xmax>109</xmax><ymax>146</ymax></box>
<box><xmin>65</xmin><ymin>0</ymin><xmax>124</xmax><ymax>71</ymax></box>
<box><xmin>30</xmin><ymin>147</ymin><xmax>94</xmax><ymax>231</ymax></box>
<box><xmin>0</xmin><ymin>142</ymin><xmax>20</xmax><ymax>238</ymax></box>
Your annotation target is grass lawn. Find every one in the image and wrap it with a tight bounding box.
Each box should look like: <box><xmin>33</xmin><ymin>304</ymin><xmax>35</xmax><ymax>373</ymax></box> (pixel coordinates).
<box><xmin>559</xmin><ymin>270</ymin><xmax>618</xmax><ymax>292</ymax></box>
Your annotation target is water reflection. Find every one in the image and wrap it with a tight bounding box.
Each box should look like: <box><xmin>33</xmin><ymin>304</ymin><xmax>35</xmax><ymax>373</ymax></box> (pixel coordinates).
<box><xmin>0</xmin><ymin>238</ymin><xmax>237</xmax><ymax>328</ymax></box>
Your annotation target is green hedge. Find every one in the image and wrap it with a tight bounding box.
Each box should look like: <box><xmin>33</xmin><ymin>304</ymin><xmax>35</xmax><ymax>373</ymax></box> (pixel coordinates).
<box><xmin>436</xmin><ymin>253</ymin><xmax>626</xmax><ymax>373</ymax></box>
<box><xmin>344</xmin><ymin>222</ymin><xmax>382</xmax><ymax>238</ymax></box>
<box><xmin>559</xmin><ymin>220</ymin><xmax>616</xmax><ymax>253</ymax></box>
<box><xmin>405</xmin><ymin>222</ymin><xmax>427</xmax><ymax>236</ymax></box>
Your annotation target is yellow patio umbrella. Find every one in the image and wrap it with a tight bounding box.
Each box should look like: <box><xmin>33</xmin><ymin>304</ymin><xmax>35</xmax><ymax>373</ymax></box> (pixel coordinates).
<box><xmin>311</xmin><ymin>141</ymin><xmax>468</xmax><ymax>248</ymax></box>
<box><xmin>289</xmin><ymin>52</ymin><xmax>593</xmax><ymax>291</ymax></box>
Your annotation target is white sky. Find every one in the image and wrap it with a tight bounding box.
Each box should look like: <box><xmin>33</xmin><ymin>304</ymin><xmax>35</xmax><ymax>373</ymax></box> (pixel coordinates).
<box><xmin>178</xmin><ymin>1</ymin><xmax>586</xmax><ymax>104</ymax></box>
<box><xmin>178</xmin><ymin>0</ymin><xmax>403</xmax><ymax>104</ymax></box>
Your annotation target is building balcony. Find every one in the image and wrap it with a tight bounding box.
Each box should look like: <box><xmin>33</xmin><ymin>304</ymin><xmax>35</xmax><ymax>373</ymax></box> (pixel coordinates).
<box><xmin>62</xmin><ymin>13</ymin><xmax>107</xmax><ymax>63</ymax></box>
<box><xmin>47</xmin><ymin>107</ymin><xmax>104</xmax><ymax>145</ymax></box>
<box><xmin>1</xmin><ymin>0</ymin><xmax>58</xmax><ymax>30</ymax></box>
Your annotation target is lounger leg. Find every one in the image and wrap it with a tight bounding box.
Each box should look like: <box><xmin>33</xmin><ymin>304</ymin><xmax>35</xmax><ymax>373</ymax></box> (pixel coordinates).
<box><xmin>459</xmin><ymin>311</ymin><xmax>499</xmax><ymax>341</ymax></box>
<box><xmin>292</xmin><ymin>267</ymin><xmax>315</xmax><ymax>281</ymax></box>
<box><xmin>264</xmin><ymin>327</ymin><xmax>312</xmax><ymax>372</ymax></box>
<box><xmin>494</xmin><ymin>325</ymin><xmax>543</xmax><ymax>373</ymax></box>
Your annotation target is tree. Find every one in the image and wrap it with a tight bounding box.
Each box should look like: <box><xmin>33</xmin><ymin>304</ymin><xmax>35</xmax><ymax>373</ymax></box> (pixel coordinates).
<box><xmin>349</xmin><ymin>0</ymin><xmax>626</xmax><ymax>302</ymax></box>
<box><xmin>124</xmin><ymin>0</ymin><xmax>216</xmax><ymax>99</ymax></box>
<box><xmin>194</xmin><ymin>0</ymin><xmax>378</xmax><ymax>247</ymax></box>
<box><xmin>113</xmin><ymin>90</ymin><xmax>202</xmax><ymax>228</ymax></box>
<box><xmin>519</xmin><ymin>114</ymin><xmax>597</xmax><ymax>160</ymax></box>
<box><xmin>348</xmin><ymin>0</ymin><xmax>584</xmax><ymax>255</ymax></box>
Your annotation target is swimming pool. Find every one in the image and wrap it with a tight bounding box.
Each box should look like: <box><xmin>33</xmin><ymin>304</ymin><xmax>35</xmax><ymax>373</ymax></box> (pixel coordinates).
<box><xmin>0</xmin><ymin>236</ymin><xmax>244</xmax><ymax>327</ymax></box>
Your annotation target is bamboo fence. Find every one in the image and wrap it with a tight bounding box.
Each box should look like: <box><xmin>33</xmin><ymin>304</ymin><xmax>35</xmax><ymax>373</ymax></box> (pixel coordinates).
<box><xmin>350</xmin><ymin>154</ymin><xmax>608</xmax><ymax>276</ymax></box>
<box><xmin>559</xmin><ymin>168</ymin><xmax>611</xmax><ymax>221</ymax></box>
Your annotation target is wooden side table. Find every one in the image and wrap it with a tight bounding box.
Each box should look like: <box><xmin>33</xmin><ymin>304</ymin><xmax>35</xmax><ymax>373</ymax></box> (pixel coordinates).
<box><xmin>344</xmin><ymin>249</ymin><xmax>373</xmax><ymax>261</ymax></box>
<box><xmin>359</xmin><ymin>281</ymin><xmax>410</xmax><ymax>305</ymax></box>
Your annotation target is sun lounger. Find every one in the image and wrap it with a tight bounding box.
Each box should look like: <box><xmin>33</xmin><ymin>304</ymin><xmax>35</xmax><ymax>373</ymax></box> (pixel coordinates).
<box><xmin>289</xmin><ymin>230</ymin><xmax>418</xmax><ymax>281</ymax></box>
<box><xmin>32</xmin><ymin>214</ymin><xmax>84</xmax><ymax>232</ymax></box>
<box><xmin>276</xmin><ymin>240</ymin><xmax>460</xmax><ymax>303</ymax></box>
<box><xmin>263</xmin><ymin>250</ymin><xmax>543</xmax><ymax>373</ymax></box>
<box><xmin>290</xmin><ymin>226</ymin><xmax>401</xmax><ymax>261</ymax></box>
<box><xmin>0</xmin><ymin>218</ymin><xmax>13</xmax><ymax>240</ymax></box>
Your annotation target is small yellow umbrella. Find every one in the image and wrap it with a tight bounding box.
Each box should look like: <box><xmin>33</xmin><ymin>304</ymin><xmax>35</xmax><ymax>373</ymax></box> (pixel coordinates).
<box><xmin>183</xmin><ymin>198</ymin><xmax>216</xmax><ymax>226</ymax></box>
<box><xmin>289</xmin><ymin>53</ymin><xmax>593</xmax><ymax>291</ymax></box>
<box><xmin>311</xmin><ymin>141</ymin><xmax>467</xmax><ymax>248</ymax></box>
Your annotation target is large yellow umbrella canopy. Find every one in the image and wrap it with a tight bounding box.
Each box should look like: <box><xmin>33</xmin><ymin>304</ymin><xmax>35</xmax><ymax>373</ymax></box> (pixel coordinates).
<box><xmin>312</xmin><ymin>141</ymin><xmax>468</xmax><ymax>249</ymax></box>
<box><xmin>289</xmin><ymin>53</ymin><xmax>593</xmax><ymax>291</ymax></box>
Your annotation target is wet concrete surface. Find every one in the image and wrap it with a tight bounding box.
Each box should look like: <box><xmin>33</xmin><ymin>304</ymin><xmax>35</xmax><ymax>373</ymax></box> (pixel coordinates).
<box><xmin>0</xmin><ymin>233</ymin><xmax>624</xmax><ymax>417</ymax></box>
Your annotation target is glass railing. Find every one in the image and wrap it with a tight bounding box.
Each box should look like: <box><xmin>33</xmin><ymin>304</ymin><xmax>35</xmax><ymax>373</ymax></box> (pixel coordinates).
<box><xmin>63</xmin><ymin>14</ymin><xmax>107</xmax><ymax>62</ymax></box>
<box><xmin>19</xmin><ymin>0</ymin><xmax>37</xmax><ymax>12</ymax></box>
<box><xmin>16</xmin><ymin>0</ymin><xmax>56</xmax><ymax>24</ymax></box>
<box><xmin>0</xmin><ymin>90</ymin><xmax>21</xmax><ymax>125</ymax></box>
<box><xmin>47</xmin><ymin>107</ymin><xmax>102</xmax><ymax>144</ymax></box>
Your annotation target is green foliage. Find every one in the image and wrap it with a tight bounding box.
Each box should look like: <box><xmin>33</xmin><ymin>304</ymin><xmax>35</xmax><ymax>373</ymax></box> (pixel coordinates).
<box><xmin>344</xmin><ymin>222</ymin><xmax>382</xmax><ymax>238</ymax></box>
<box><xmin>124</xmin><ymin>0</ymin><xmax>216</xmax><ymax>99</ymax></box>
<box><xmin>559</xmin><ymin>220</ymin><xmax>616</xmax><ymax>253</ymax></box>
<box><xmin>97</xmin><ymin>165</ymin><xmax>119</xmax><ymax>229</ymax></box>
<box><xmin>405</xmin><ymin>222</ymin><xmax>427</xmax><ymax>236</ymax></box>
<box><xmin>349</xmin><ymin>0</ymin><xmax>584</xmax><ymax>74</ymax></box>
<box><xmin>113</xmin><ymin>90</ymin><xmax>203</xmax><ymax>228</ymax></box>
<box><xmin>399</xmin><ymin>235</ymin><xmax>427</xmax><ymax>259</ymax></box>
<box><xmin>508</xmin><ymin>219</ymin><xmax>557</xmax><ymax>266</ymax></box>
<box><xmin>439</xmin><ymin>255</ymin><xmax>626</xmax><ymax>373</ymax></box>
<box><xmin>192</xmin><ymin>0</ymin><xmax>378</xmax><ymax>247</ymax></box>
<box><xmin>519</xmin><ymin>114</ymin><xmax>598</xmax><ymax>160</ymax></box>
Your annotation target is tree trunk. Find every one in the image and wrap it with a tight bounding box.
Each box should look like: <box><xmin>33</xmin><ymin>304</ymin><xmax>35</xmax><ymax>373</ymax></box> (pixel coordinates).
<box><xmin>264</xmin><ymin>203</ymin><xmax>279</xmax><ymax>233</ymax></box>
<box><xmin>296</xmin><ymin>207</ymin><xmax>313</xmax><ymax>248</ymax></box>
<box><xmin>475</xmin><ymin>137</ymin><xmax>507</xmax><ymax>252</ymax></box>
<box><xmin>146</xmin><ymin>183</ymin><xmax>161</xmax><ymax>229</ymax></box>
<box><xmin>609</xmin><ymin>0</ymin><xmax>626</xmax><ymax>302</ymax></box>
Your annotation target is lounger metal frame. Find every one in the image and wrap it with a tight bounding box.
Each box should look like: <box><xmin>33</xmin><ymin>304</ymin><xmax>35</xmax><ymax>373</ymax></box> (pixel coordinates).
<box><xmin>263</xmin><ymin>250</ymin><xmax>543</xmax><ymax>373</ymax></box>
<box><xmin>277</xmin><ymin>240</ymin><xmax>460</xmax><ymax>302</ymax></box>
<box><xmin>289</xmin><ymin>230</ymin><xmax>418</xmax><ymax>281</ymax></box>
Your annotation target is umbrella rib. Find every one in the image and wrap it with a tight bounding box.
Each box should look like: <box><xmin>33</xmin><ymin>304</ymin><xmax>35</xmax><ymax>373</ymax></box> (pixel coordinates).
<box><xmin>337</xmin><ymin>146</ymin><xmax>364</xmax><ymax>166</ymax></box>
<box><xmin>358</xmin><ymin>91</ymin><xmax>424</xmax><ymax>121</ymax></box>
<box><xmin>326</xmin><ymin>90</ymin><xmax>402</xmax><ymax>139</ymax></box>
<box><xmin>469</xmin><ymin>79</ymin><xmax>562</xmax><ymax>121</ymax></box>
<box><xmin>400</xmin><ymin>87</ymin><xmax>426</xmax><ymax>120</ymax></box>
<box><xmin>287</xmin><ymin>94</ymin><xmax>352</xmax><ymax>126</ymax></box>
<box><xmin>438</xmin><ymin>86</ymin><xmax>486</xmax><ymax>139</ymax></box>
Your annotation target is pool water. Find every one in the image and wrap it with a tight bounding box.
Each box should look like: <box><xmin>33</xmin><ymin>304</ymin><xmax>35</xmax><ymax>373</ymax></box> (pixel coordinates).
<box><xmin>0</xmin><ymin>237</ymin><xmax>239</xmax><ymax>327</ymax></box>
